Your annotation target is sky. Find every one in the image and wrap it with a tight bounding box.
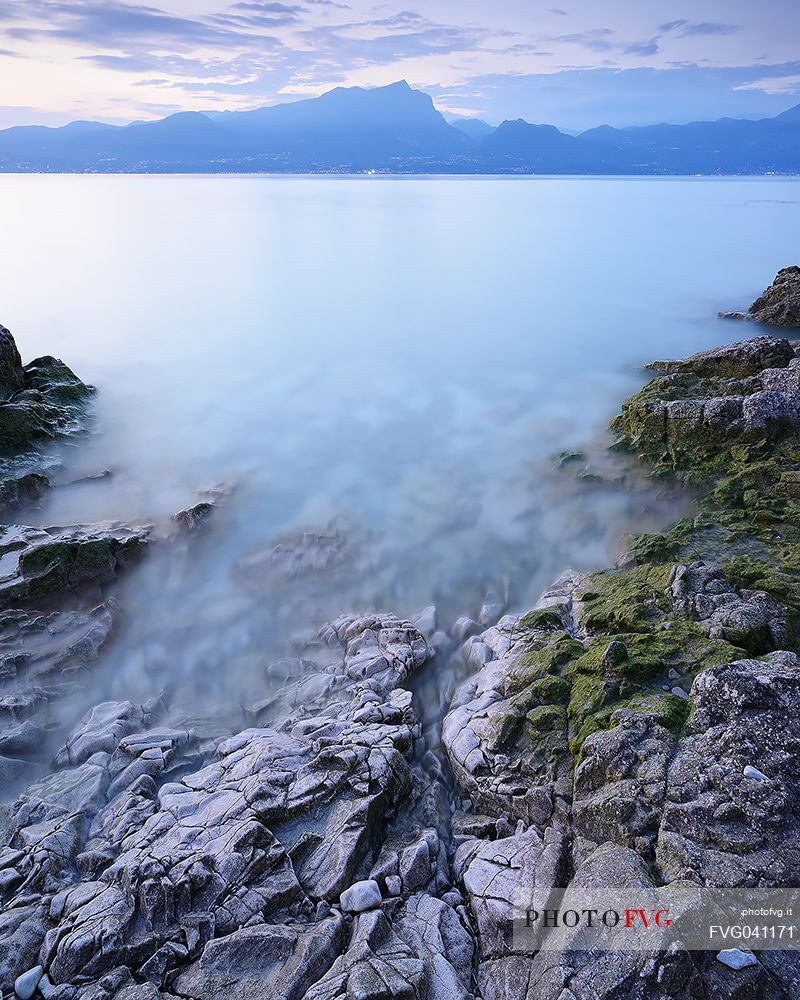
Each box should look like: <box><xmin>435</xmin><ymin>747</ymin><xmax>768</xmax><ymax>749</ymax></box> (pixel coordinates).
<box><xmin>1</xmin><ymin>0</ymin><xmax>799</xmax><ymax>130</ymax></box>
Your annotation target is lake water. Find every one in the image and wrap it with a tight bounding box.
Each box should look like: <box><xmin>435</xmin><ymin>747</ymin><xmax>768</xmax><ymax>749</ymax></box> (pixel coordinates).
<box><xmin>1</xmin><ymin>175</ymin><xmax>799</xmax><ymax>725</ymax></box>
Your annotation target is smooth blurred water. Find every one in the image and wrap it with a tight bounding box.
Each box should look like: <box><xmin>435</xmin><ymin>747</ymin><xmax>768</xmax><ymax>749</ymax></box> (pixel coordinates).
<box><xmin>1</xmin><ymin>174</ymin><xmax>799</xmax><ymax>717</ymax></box>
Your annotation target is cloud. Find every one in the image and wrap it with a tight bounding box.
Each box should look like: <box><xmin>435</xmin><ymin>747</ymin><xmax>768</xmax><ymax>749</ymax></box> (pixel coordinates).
<box><xmin>549</xmin><ymin>27</ymin><xmax>615</xmax><ymax>52</ymax></box>
<box><xmin>3</xmin><ymin>0</ymin><xmax>260</xmax><ymax>50</ymax></box>
<box><xmin>624</xmin><ymin>37</ymin><xmax>659</xmax><ymax>57</ymax></box>
<box><xmin>735</xmin><ymin>73</ymin><xmax>800</xmax><ymax>96</ymax></box>
<box><xmin>680</xmin><ymin>22</ymin><xmax>739</xmax><ymax>37</ymax></box>
<box><xmin>659</xmin><ymin>19</ymin><xmax>739</xmax><ymax>38</ymax></box>
<box><xmin>0</xmin><ymin>0</ymin><xmax>792</xmax><ymax>129</ymax></box>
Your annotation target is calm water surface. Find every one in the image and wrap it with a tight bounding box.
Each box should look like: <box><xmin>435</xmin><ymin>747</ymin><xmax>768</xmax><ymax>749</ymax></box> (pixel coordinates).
<box><xmin>1</xmin><ymin>175</ymin><xmax>798</xmax><ymax>720</ymax></box>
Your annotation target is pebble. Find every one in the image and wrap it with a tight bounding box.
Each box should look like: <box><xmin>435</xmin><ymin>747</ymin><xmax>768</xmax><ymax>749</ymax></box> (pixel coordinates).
<box><xmin>14</xmin><ymin>966</ymin><xmax>43</xmax><ymax>1000</ymax></box>
<box><xmin>716</xmin><ymin>949</ymin><xmax>757</xmax><ymax>970</ymax></box>
<box><xmin>671</xmin><ymin>687</ymin><xmax>689</xmax><ymax>700</ymax></box>
<box><xmin>340</xmin><ymin>879</ymin><xmax>382</xmax><ymax>913</ymax></box>
<box><xmin>743</xmin><ymin>764</ymin><xmax>769</xmax><ymax>782</ymax></box>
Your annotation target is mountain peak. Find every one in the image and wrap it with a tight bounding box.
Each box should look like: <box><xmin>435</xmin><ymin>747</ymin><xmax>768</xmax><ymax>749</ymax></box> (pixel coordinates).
<box><xmin>775</xmin><ymin>103</ymin><xmax>800</xmax><ymax>123</ymax></box>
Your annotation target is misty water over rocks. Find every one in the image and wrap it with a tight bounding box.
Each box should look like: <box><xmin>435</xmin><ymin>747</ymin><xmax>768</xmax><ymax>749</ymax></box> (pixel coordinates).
<box><xmin>1</xmin><ymin>175</ymin><xmax>797</xmax><ymax>734</ymax></box>
<box><xmin>2</xmin><ymin>175</ymin><xmax>800</xmax><ymax>999</ymax></box>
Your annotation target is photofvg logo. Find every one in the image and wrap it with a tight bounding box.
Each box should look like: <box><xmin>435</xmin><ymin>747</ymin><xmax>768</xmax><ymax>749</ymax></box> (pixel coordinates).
<box><xmin>512</xmin><ymin>888</ymin><xmax>800</xmax><ymax>953</ymax></box>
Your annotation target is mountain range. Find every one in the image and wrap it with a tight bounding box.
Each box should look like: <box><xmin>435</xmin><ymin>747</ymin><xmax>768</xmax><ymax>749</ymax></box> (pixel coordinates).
<box><xmin>1</xmin><ymin>80</ymin><xmax>799</xmax><ymax>175</ymax></box>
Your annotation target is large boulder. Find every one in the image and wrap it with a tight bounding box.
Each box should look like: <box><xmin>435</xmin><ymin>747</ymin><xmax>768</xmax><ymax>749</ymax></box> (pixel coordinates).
<box><xmin>0</xmin><ymin>326</ymin><xmax>26</xmax><ymax>402</ymax></box>
<box><xmin>749</xmin><ymin>266</ymin><xmax>800</xmax><ymax>327</ymax></box>
<box><xmin>0</xmin><ymin>326</ymin><xmax>94</xmax><ymax>451</ymax></box>
<box><xmin>657</xmin><ymin>651</ymin><xmax>800</xmax><ymax>887</ymax></box>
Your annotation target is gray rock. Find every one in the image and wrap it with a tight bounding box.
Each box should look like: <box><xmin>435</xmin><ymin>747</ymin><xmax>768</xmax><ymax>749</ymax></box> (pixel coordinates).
<box><xmin>743</xmin><ymin>764</ymin><xmax>769</xmax><ymax>782</ymax></box>
<box><xmin>385</xmin><ymin>875</ymin><xmax>402</xmax><ymax>897</ymax></box>
<box><xmin>650</xmin><ymin>335</ymin><xmax>796</xmax><ymax>378</ymax></box>
<box><xmin>340</xmin><ymin>879</ymin><xmax>382</xmax><ymax>913</ymax></box>
<box><xmin>657</xmin><ymin>652</ymin><xmax>800</xmax><ymax>886</ymax></box>
<box><xmin>451</xmin><ymin>616</ymin><xmax>478</xmax><ymax>643</ymax></box>
<box><xmin>573</xmin><ymin>709</ymin><xmax>675</xmax><ymax>861</ymax></box>
<box><xmin>304</xmin><ymin>909</ymin><xmax>425</xmax><ymax>1000</ymax></box>
<box><xmin>174</xmin><ymin>917</ymin><xmax>345</xmax><ymax>1000</ymax></box>
<box><xmin>670</xmin><ymin>560</ymin><xmax>790</xmax><ymax>652</ymax></box>
<box><xmin>748</xmin><ymin>266</ymin><xmax>800</xmax><ymax>327</ymax></box>
<box><xmin>0</xmin><ymin>472</ymin><xmax>50</xmax><ymax>515</ymax></box>
<box><xmin>524</xmin><ymin>845</ymin><xmax>701</xmax><ymax>1000</ymax></box>
<box><xmin>173</xmin><ymin>502</ymin><xmax>215</xmax><ymax>533</ymax></box>
<box><xmin>0</xmin><ymin>523</ymin><xmax>148</xmax><ymax>605</ymax></box>
<box><xmin>3</xmin><ymin>613</ymin><xmax>430</xmax><ymax>990</ymax></box>
<box><xmin>443</xmin><ymin>613</ymin><xmax>575</xmax><ymax>830</ymax></box>
<box><xmin>716</xmin><ymin>949</ymin><xmax>758</xmax><ymax>970</ymax></box>
<box><xmin>14</xmin><ymin>965</ymin><xmax>43</xmax><ymax>1000</ymax></box>
<box><xmin>454</xmin><ymin>826</ymin><xmax>562</xmax><ymax>960</ymax></box>
<box><xmin>411</xmin><ymin>605</ymin><xmax>436</xmax><ymax>638</ymax></box>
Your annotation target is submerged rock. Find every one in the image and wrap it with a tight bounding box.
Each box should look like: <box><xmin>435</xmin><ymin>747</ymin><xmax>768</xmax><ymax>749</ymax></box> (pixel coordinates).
<box><xmin>0</xmin><ymin>472</ymin><xmax>50</xmax><ymax>515</ymax></box>
<box><xmin>0</xmin><ymin>522</ymin><xmax>148</xmax><ymax>605</ymax></box>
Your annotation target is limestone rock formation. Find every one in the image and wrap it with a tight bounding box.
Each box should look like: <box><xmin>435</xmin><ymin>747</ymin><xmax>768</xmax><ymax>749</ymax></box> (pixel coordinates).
<box><xmin>749</xmin><ymin>266</ymin><xmax>800</xmax><ymax>328</ymax></box>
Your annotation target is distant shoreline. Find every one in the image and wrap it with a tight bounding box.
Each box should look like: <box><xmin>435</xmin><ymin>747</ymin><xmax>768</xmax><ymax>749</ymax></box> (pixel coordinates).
<box><xmin>1</xmin><ymin>170</ymin><xmax>799</xmax><ymax>179</ymax></box>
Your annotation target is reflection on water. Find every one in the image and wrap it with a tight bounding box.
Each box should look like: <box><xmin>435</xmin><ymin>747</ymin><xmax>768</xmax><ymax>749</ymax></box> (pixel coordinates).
<box><xmin>1</xmin><ymin>174</ymin><xmax>799</xmax><ymax>729</ymax></box>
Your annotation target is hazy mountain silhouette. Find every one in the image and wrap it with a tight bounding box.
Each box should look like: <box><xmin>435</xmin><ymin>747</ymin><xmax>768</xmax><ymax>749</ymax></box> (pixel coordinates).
<box><xmin>0</xmin><ymin>80</ymin><xmax>797</xmax><ymax>174</ymax></box>
<box><xmin>480</xmin><ymin>119</ymin><xmax>629</xmax><ymax>172</ymax></box>
<box><xmin>580</xmin><ymin>108</ymin><xmax>800</xmax><ymax>173</ymax></box>
<box><xmin>446</xmin><ymin>116</ymin><xmax>495</xmax><ymax>141</ymax></box>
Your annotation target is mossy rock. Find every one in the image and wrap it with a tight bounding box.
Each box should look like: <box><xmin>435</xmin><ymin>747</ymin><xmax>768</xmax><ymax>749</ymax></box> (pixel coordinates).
<box><xmin>0</xmin><ymin>346</ymin><xmax>94</xmax><ymax>452</ymax></box>
<box><xmin>526</xmin><ymin>704</ymin><xmax>566</xmax><ymax>732</ymax></box>
<box><xmin>579</xmin><ymin>563</ymin><xmax>673</xmax><ymax>634</ymax></box>
<box><xmin>517</xmin><ymin>607</ymin><xmax>566</xmax><ymax>631</ymax></box>
<box><xmin>530</xmin><ymin>674</ymin><xmax>570</xmax><ymax>703</ymax></box>
<box><xmin>623</xmin><ymin>692</ymin><xmax>690</xmax><ymax>737</ymax></box>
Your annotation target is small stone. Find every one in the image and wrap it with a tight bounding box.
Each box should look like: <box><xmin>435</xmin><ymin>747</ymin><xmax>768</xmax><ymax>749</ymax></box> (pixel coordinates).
<box><xmin>716</xmin><ymin>948</ymin><xmax>758</xmax><ymax>970</ymax></box>
<box><xmin>15</xmin><ymin>966</ymin><xmax>43</xmax><ymax>1000</ymax></box>
<box><xmin>668</xmin><ymin>668</ymin><xmax>682</xmax><ymax>680</ymax></box>
<box><xmin>743</xmin><ymin>764</ymin><xmax>769</xmax><ymax>782</ymax></box>
<box><xmin>671</xmin><ymin>686</ymin><xmax>689</xmax><ymax>700</ymax></box>
<box><xmin>385</xmin><ymin>875</ymin><xmax>402</xmax><ymax>896</ymax></box>
<box><xmin>340</xmin><ymin>879</ymin><xmax>382</xmax><ymax>912</ymax></box>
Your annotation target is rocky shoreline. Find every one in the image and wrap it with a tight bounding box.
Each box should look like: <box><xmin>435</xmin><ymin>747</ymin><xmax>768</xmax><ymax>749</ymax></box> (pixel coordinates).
<box><xmin>3</xmin><ymin>270</ymin><xmax>800</xmax><ymax>1000</ymax></box>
